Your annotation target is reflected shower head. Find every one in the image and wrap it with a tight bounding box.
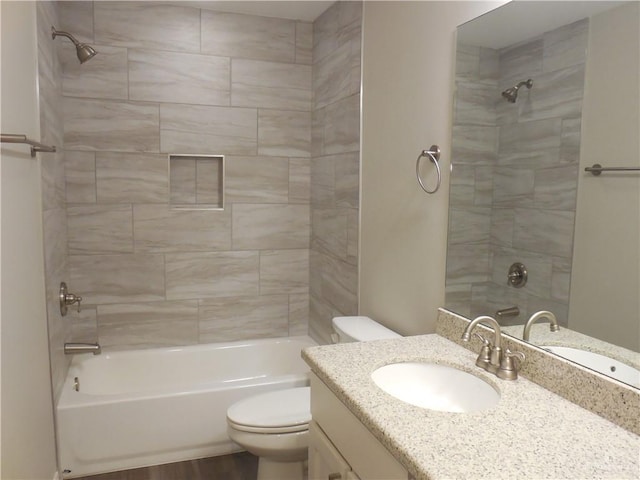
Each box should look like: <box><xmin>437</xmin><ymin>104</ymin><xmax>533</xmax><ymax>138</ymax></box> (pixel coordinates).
<box><xmin>501</xmin><ymin>79</ymin><xmax>533</xmax><ymax>103</ymax></box>
<box><xmin>51</xmin><ymin>26</ymin><xmax>97</xmax><ymax>64</ymax></box>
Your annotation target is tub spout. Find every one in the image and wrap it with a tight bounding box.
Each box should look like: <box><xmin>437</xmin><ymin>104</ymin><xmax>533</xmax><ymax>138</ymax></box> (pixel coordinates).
<box><xmin>64</xmin><ymin>342</ymin><xmax>101</xmax><ymax>355</ymax></box>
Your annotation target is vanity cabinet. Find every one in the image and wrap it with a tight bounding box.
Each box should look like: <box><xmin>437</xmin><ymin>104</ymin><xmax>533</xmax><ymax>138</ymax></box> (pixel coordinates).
<box><xmin>309</xmin><ymin>373</ymin><xmax>409</xmax><ymax>480</ymax></box>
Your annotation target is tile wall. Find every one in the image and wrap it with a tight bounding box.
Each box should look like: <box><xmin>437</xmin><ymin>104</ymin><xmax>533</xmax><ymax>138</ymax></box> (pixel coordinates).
<box><xmin>309</xmin><ymin>2</ymin><xmax>362</xmax><ymax>343</ymax></box>
<box><xmin>447</xmin><ymin>19</ymin><xmax>587</xmax><ymax>326</ymax></box>
<box><xmin>37</xmin><ymin>2</ymin><xmax>70</xmax><ymax>401</ymax></box>
<box><xmin>58</xmin><ymin>2</ymin><xmax>314</xmax><ymax>350</ymax></box>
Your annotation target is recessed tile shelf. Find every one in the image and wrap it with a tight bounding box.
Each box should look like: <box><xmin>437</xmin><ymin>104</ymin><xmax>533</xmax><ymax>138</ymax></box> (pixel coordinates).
<box><xmin>169</xmin><ymin>154</ymin><xmax>224</xmax><ymax>210</ymax></box>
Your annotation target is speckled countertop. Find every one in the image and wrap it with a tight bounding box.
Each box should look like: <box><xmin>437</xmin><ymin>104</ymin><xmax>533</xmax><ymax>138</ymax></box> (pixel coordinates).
<box><xmin>302</xmin><ymin>334</ymin><xmax>640</xmax><ymax>480</ymax></box>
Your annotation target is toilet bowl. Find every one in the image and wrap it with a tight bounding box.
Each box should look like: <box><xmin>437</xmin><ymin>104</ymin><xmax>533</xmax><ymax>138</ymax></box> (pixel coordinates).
<box><xmin>226</xmin><ymin>316</ymin><xmax>400</xmax><ymax>480</ymax></box>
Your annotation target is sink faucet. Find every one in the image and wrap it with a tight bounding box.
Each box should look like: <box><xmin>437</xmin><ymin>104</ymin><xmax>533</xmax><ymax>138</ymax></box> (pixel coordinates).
<box><xmin>523</xmin><ymin>311</ymin><xmax>558</xmax><ymax>341</ymax></box>
<box><xmin>461</xmin><ymin>315</ymin><xmax>503</xmax><ymax>374</ymax></box>
<box><xmin>64</xmin><ymin>342</ymin><xmax>101</xmax><ymax>355</ymax></box>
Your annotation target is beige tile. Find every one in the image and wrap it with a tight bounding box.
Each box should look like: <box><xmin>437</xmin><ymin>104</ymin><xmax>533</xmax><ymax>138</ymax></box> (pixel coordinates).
<box><xmin>311</xmin><ymin>156</ymin><xmax>335</xmax><ymax>208</ymax></box>
<box><xmin>58</xmin><ymin>1</ymin><xmax>94</xmax><ymax>43</ymax></box>
<box><xmin>69</xmin><ymin>254</ymin><xmax>165</xmax><ymax>304</ymax></box>
<box><xmin>196</xmin><ymin>158</ymin><xmax>223</xmax><ymax>205</ymax></box>
<box><xmin>67</xmin><ymin>204</ymin><xmax>133</xmax><ymax>254</ymax></box>
<box><xmin>323</xmin><ymin>94</ymin><xmax>359</xmax><ymax>155</ymax></box>
<box><xmin>258</xmin><ymin>109</ymin><xmax>310</xmax><ymax>157</ymax></box>
<box><xmin>335</xmin><ymin>152</ymin><xmax>359</xmax><ymax>208</ymax></box>
<box><xmin>94</xmin><ymin>2</ymin><xmax>200</xmax><ymax>52</ymax></box>
<box><xmin>289</xmin><ymin>157</ymin><xmax>311</xmax><ymax>204</ymax></box>
<box><xmin>69</xmin><ymin>307</ymin><xmax>98</xmax><ymax>343</ymax></box>
<box><xmin>65</xmin><ymin>151</ymin><xmax>96</xmax><ymax>203</ymax></box>
<box><xmin>98</xmin><ymin>301</ymin><xmax>198</xmax><ymax>349</ymax></box>
<box><xmin>96</xmin><ymin>152</ymin><xmax>168</xmax><ymax>203</ymax></box>
<box><xmin>313</xmin><ymin>36</ymin><xmax>361</xmax><ymax>109</ymax></box>
<box><xmin>312</xmin><ymin>207</ymin><xmax>348</xmax><ymax>259</ymax></box>
<box><xmin>260</xmin><ymin>249</ymin><xmax>309</xmax><ymax>295</ymax></box>
<box><xmin>166</xmin><ymin>251</ymin><xmax>259</xmax><ymax>300</ymax></box>
<box><xmin>61</xmin><ymin>44</ymin><xmax>128</xmax><ymax>100</ymax></box>
<box><xmin>160</xmin><ymin>104</ymin><xmax>257</xmax><ymax>156</ymax></box>
<box><xmin>226</xmin><ymin>156</ymin><xmax>289</xmax><ymax>203</ymax></box>
<box><xmin>233</xmin><ymin>204</ymin><xmax>310</xmax><ymax>250</ymax></box>
<box><xmin>129</xmin><ymin>49</ymin><xmax>230</xmax><ymax>106</ymax></box>
<box><xmin>199</xmin><ymin>295</ymin><xmax>289</xmax><ymax>343</ymax></box>
<box><xmin>346</xmin><ymin>208</ymin><xmax>358</xmax><ymax>266</ymax></box>
<box><xmin>133</xmin><ymin>204</ymin><xmax>231</xmax><ymax>253</ymax></box>
<box><xmin>310</xmin><ymin>250</ymin><xmax>357</xmax><ymax>315</ymax></box>
<box><xmin>64</xmin><ymin>98</ymin><xmax>159</xmax><ymax>152</ymax></box>
<box><xmin>289</xmin><ymin>292</ymin><xmax>309</xmax><ymax>335</ymax></box>
<box><xmin>231</xmin><ymin>59</ymin><xmax>311</xmax><ymax>111</ymax></box>
<box><xmin>201</xmin><ymin>11</ymin><xmax>295</xmax><ymax>63</ymax></box>
<box><xmin>295</xmin><ymin>22</ymin><xmax>313</xmax><ymax>65</ymax></box>
<box><xmin>169</xmin><ymin>157</ymin><xmax>196</xmax><ymax>204</ymax></box>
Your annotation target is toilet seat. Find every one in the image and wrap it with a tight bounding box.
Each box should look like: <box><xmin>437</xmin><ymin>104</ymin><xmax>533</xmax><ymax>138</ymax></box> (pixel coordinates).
<box><xmin>227</xmin><ymin>387</ymin><xmax>311</xmax><ymax>434</ymax></box>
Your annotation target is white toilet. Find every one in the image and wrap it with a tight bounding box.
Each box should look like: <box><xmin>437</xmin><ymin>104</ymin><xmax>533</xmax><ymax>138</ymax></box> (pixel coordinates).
<box><xmin>226</xmin><ymin>316</ymin><xmax>400</xmax><ymax>480</ymax></box>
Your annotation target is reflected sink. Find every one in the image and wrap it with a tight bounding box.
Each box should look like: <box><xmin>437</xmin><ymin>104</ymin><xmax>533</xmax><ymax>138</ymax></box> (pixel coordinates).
<box><xmin>371</xmin><ymin>362</ymin><xmax>500</xmax><ymax>413</ymax></box>
<box><xmin>542</xmin><ymin>346</ymin><xmax>640</xmax><ymax>388</ymax></box>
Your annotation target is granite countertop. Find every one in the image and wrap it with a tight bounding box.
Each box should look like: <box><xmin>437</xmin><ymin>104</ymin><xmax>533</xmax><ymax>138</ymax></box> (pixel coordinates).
<box><xmin>302</xmin><ymin>334</ymin><xmax>640</xmax><ymax>480</ymax></box>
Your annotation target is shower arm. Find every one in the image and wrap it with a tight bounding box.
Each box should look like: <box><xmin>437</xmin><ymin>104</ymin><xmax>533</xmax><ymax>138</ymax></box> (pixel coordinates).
<box><xmin>51</xmin><ymin>28</ymin><xmax>81</xmax><ymax>47</ymax></box>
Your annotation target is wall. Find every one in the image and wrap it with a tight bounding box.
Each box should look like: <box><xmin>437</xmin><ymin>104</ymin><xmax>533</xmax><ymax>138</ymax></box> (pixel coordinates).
<box><xmin>447</xmin><ymin>19</ymin><xmax>588</xmax><ymax>326</ymax></box>
<box><xmin>309</xmin><ymin>1</ymin><xmax>362</xmax><ymax>343</ymax></box>
<box><xmin>0</xmin><ymin>2</ymin><xmax>59</xmax><ymax>478</ymax></box>
<box><xmin>360</xmin><ymin>1</ymin><xmax>504</xmax><ymax>335</ymax></box>
<box><xmin>58</xmin><ymin>2</ymin><xmax>312</xmax><ymax>350</ymax></box>
<box><xmin>570</xmin><ymin>2</ymin><xmax>639</xmax><ymax>350</ymax></box>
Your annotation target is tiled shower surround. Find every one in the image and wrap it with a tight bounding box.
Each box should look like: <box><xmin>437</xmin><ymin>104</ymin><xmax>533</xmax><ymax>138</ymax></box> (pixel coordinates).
<box><xmin>447</xmin><ymin>19</ymin><xmax>588</xmax><ymax>326</ymax></box>
<box><xmin>37</xmin><ymin>0</ymin><xmax>362</xmax><ymax>397</ymax></box>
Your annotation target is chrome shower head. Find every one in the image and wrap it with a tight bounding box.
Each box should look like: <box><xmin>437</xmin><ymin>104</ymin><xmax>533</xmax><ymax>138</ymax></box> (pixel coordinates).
<box><xmin>51</xmin><ymin>26</ymin><xmax>97</xmax><ymax>64</ymax></box>
<box><xmin>501</xmin><ymin>79</ymin><xmax>533</xmax><ymax>103</ymax></box>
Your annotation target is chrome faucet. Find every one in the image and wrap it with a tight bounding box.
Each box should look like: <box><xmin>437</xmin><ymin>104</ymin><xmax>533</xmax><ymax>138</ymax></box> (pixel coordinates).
<box><xmin>64</xmin><ymin>342</ymin><xmax>101</xmax><ymax>355</ymax></box>
<box><xmin>523</xmin><ymin>311</ymin><xmax>559</xmax><ymax>341</ymax></box>
<box><xmin>461</xmin><ymin>315</ymin><xmax>503</xmax><ymax>374</ymax></box>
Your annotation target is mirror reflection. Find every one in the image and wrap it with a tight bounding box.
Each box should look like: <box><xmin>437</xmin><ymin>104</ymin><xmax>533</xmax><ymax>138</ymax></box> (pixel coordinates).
<box><xmin>446</xmin><ymin>1</ymin><xmax>639</xmax><ymax>388</ymax></box>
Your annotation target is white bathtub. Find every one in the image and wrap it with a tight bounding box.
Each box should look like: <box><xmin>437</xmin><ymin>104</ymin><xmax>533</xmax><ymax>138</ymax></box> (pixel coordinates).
<box><xmin>56</xmin><ymin>335</ymin><xmax>316</xmax><ymax>478</ymax></box>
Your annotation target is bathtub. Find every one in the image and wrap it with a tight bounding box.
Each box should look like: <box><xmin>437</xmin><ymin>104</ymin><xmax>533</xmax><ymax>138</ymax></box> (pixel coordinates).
<box><xmin>56</xmin><ymin>335</ymin><xmax>316</xmax><ymax>478</ymax></box>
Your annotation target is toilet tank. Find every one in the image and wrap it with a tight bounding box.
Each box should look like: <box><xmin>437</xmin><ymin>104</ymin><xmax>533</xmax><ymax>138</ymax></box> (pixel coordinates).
<box><xmin>331</xmin><ymin>316</ymin><xmax>401</xmax><ymax>343</ymax></box>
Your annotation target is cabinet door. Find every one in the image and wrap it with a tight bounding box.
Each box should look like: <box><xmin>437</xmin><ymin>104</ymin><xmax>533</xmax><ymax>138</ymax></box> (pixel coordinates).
<box><xmin>308</xmin><ymin>421</ymin><xmax>352</xmax><ymax>480</ymax></box>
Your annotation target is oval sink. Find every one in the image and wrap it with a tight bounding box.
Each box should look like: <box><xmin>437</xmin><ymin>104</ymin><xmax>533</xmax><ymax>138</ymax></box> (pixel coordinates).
<box><xmin>542</xmin><ymin>346</ymin><xmax>640</xmax><ymax>388</ymax></box>
<box><xmin>371</xmin><ymin>362</ymin><xmax>500</xmax><ymax>413</ymax></box>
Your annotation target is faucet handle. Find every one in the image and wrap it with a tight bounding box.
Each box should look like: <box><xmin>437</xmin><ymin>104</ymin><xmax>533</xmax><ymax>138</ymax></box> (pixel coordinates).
<box><xmin>473</xmin><ymin>333</ymin><xmax>492</xmax><ymax>371</ymax></box>
<box><xmin>497</xmin><ymin>349</ymin><xmax>526</xmax><ymax>381</ymax></box>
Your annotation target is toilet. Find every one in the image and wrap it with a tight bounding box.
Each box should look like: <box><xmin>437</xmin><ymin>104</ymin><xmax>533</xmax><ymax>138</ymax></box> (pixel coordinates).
<box><xmin>226</xmin><ymin>316</ymin><xmax>400</xmax><ymax>480</ymax></box>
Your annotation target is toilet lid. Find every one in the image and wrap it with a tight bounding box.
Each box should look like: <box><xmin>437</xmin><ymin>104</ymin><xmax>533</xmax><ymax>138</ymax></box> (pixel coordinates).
<box><xmin>227</xmin><ymin>387</ymin><xmax>311</xmax><ymax>433</ymax></box>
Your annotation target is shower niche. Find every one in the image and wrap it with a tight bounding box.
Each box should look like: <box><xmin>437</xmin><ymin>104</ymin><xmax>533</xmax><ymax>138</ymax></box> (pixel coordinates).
<box><xmin>169</xmin><ymin>154</ymin><xmax>224</xmax><ymax>210</ymax></box>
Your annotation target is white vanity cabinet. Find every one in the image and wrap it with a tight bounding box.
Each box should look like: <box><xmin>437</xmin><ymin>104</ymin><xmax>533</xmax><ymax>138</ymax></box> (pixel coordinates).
<box><xmin>309</xmin><ymin>373</ymin><xmax>409</xmax><ymax>480</ymax></box>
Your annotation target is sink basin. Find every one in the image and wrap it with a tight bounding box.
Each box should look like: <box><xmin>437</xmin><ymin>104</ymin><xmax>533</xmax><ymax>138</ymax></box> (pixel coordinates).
<box><xmin>371</xmin><ymin>362</ymin><xmax>500</xmax><ymax>413</ymax></box>
<box><xmin>542</xmin><ymin>346</ymin><xmax>640</xmax><ymax>388</ymax></box>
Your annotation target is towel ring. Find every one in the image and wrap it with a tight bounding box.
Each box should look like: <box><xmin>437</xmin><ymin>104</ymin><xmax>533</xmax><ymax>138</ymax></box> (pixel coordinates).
<box><xmin>416</xmin><ymin>145</ymin><xmax>441</xmax><ymax>194</ymax></box>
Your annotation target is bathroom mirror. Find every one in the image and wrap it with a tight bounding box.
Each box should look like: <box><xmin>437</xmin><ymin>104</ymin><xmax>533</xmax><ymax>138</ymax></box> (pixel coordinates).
<box><xmin>446</xmin><ymin>1</ymin><xmax>639</xmax><ymax>388</ymax></box>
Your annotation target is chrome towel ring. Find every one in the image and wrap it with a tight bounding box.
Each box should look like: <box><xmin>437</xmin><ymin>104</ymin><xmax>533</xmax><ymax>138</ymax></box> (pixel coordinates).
<box><xmin>416</xmin><ymin>145</ymin><xmax>441</xmax><ymax>194</ymax></box>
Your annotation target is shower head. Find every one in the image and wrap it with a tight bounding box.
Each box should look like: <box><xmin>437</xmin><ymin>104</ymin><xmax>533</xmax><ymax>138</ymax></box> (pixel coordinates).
<box><xmin>501</xmin><ymin>79</ymin><xmax>533</xmax><ymax>103</ymax></box>
<box><xmin>51</xmin><ymin>26</ymin><xmax>97</xmax><ymax>64</ymax></box>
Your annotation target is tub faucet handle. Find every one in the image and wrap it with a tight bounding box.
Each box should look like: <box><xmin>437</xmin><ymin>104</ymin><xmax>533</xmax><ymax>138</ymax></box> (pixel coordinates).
<box><xmin>59</xmin><ymin>282</ymin><xmax>82</xmax><ymax>315</ymax></box>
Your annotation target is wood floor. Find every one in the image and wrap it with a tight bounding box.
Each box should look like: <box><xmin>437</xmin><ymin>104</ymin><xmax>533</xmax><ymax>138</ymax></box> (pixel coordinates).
<box><xmin>73</xmin><ymin>452</ymin><xmax>258</xmax><ymax>480</ymax></box>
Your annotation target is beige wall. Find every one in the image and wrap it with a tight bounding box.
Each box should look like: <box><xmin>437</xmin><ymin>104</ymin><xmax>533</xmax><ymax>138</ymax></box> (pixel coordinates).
<box><xmin>0</xmin><ymin>2</ymin><xmax>58</xmax><ymax>478</ymax></box>
<box><xmin>570</xmin><ymin>2</ymin><xmax>640</xmax><ymax>350</ymax></box>
<box><xmin>360</xmin><ymin>1</ymin><xmax>505</xmax><ymax>335</ymax></box>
